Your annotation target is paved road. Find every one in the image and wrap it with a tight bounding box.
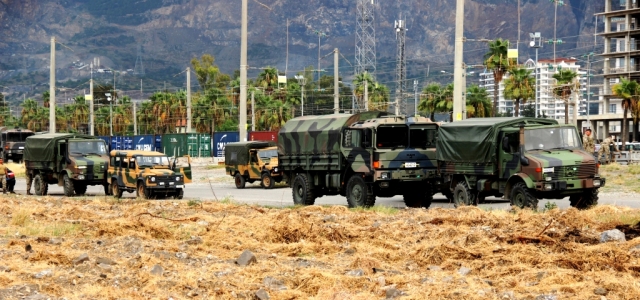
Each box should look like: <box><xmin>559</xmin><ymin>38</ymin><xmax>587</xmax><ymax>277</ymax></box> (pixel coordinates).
<box><xmin>12</xmin><ymin>180</ymin><xmax>639</xmax><ymax>210</ymax></box>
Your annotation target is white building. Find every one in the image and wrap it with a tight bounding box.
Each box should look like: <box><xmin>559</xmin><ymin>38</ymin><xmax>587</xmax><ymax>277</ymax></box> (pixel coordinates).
<box><xmin>479</xmin><ymin>58</ymin><xmax>587</xmax><ymax>121</ymax></box>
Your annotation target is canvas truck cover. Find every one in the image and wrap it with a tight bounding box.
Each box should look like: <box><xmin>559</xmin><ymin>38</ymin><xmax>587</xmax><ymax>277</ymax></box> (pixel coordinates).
<box><xmin>225</xmin><ymin>141</ymin><xmax>276</xmax><ymax>165</ymax></box>
<box><xmin>278</xmin><ymin>111</ymin><xmax>389</xmax><ymax>155</ymax></box>
<box><xmin>24</xmin><ymin>133</ymin><xmax>99</xmax><ymax>162</ymax></box>
<box><xmin>436</xmin><ymin>117</ymin><xmax>558</xmax><ymax>163</ymax></box>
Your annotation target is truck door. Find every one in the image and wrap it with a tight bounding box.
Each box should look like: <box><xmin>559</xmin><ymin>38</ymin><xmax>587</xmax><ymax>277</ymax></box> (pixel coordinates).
<box><xmin>341</xmin><ymin>128</ymin><xmax>373</xmax><ymax>174</ymax></box>
<box><xmin>173</xmin><ymin>155</ymin><xmax>192</xmax><ymax>183</ymax></box>
<box><xmin>248</xmin><ymin>150</ymin><xmax>261</xmax><ymax>179</ymax></box>
<box><xmin>498</xmin><ymin>131</ymin><xmax>521</xmax><ymax>180</ymax></box>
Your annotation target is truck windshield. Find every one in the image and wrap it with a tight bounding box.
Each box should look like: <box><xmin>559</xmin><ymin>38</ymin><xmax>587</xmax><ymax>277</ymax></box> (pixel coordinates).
<box><xmin>137</xmin><ymin>156</ymin><xmax>170</xmax><ymax>168</ymax></box>
<box><xmin>409</xmin><ymin>125</ymin><xmax>437</xmax><ymax>149</ymax></box>
<box><xmin>6</xmin><ymin>132</ymin><xmax>34</xmax><ymax>142</ymax></box>
<box><xmin>69</xmin><ymin>141</ymin><xmax>107</xmax><ymax>156</ymax></box>
<box><xmin>258</xmin><ymin>149</ymin><xmax>277</xmax><ymax>160</ymax></box>
<box><xmin>524</xmin><ymin>127</ymin><xmax>581</xmax><ymax>151</ymax></box>
<box><xmin>376</xmin><ymin>125</ymin><xmax>408</xmax><ymax>149</ymax></box>
<box><xmin>343</xmin><ymin>129</ymin><xmax>372</xmax><ymax>148</ymax></box>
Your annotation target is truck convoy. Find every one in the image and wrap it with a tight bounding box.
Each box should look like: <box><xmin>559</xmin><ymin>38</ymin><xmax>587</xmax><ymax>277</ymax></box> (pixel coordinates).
<box><xmin>225</xmin><ymin>141</ymin><xmax>283</xmax><ymax>189</ymax></box>
<box><xmin>24</xmin><ymin>133</ymin><xmax>110</xmax><ymax>196</ymax></box>
<box><xmin>437</xmin><ymin>117</ymin><xmax>604</xmax><ymax>209</ymax></box>
<box><xmin>277</xmin><ymin>112</ymin><xmax>441</xmax><ymax>208</ymax></box>
<box><xmin>0</xmin><ymin>127</ymin><xmax>34</xmax><ymax>163</ymax></box>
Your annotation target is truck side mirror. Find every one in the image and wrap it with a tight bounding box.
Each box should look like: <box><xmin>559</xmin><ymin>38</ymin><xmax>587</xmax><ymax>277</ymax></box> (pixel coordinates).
<box><xmin>501</xmin><ymin>136</ymin><xmax>510</xmax><ymax>153</ymax></box>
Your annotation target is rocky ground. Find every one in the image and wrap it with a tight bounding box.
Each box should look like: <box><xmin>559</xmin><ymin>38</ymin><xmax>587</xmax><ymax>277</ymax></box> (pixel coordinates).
<box><xmin>0</xmin><ymin>196</ymin><xmax>640</xmax><ymax>299</ymax></box>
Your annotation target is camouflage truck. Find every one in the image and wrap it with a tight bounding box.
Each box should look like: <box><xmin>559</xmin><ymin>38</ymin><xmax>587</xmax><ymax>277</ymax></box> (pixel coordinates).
<box><xmin>437</xmin><ymin>117</ymin><xmax>605</xmax><ymax>209</ymax></box>
<box><xmin>24</xmin><ymin>133</ymin><xmax>110</xmax><ymax>196</ymax></box>
<box><xmin>224</xmin><ymin>141</ymin><xmax>283</xmax><ymax>189</ymax></box>
<box><xmin>0</xmin><ymin>127</ymin><xmax>35</xmax><ymax>163</ymax></box>
<box><xmin>107</xmin><ymin>150</ymin><xmax>192</xmax><ymax>199</ymax></box>
<box><xmin>278</xmin><ymin>112</ymin><xmax>441</xmax><ymax>208</ymax></box>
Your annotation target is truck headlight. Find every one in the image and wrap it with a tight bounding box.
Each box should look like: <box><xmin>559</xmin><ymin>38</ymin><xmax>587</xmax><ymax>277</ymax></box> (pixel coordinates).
<box><xmin>545</xmin><ymin>176</ymin><xmax>552</xmax><ymax>181</ymax></box>
<box><xmin>381</xmin><ymin>172</ymin><xmax>389</xmax><ymax>179</ymax></box>
<box><xmin>78</xmin><ymin>175</ymin><xmax>85</xmax><ymax>180</ymax></box>
<box><xmin>273</xmin><ymin>167</ymin><xmax>278</xmax><ymax>172</ymax></box>
<box><xmin>176</xmin><ymin>176</ymin><xmax>181</xmax><ymax>181</ymax></box>
<box><xmin>593</xmin><ymin>179</ymin><xmax>601</xmax><ymax>187</ymax></box>
<box><xmin>544</xmin><ymin>183</ymin><xmax>553</xmax><ymax>190</ymax></box>
<box><xmin>77</xmin><ymin>166</ymin><xmax>87</xmax><ymax>169</ymax></box>
<box><xmin>150</xmin><ymin>177</ymin><xmax>156</xmax><ymax>182</ymax></box>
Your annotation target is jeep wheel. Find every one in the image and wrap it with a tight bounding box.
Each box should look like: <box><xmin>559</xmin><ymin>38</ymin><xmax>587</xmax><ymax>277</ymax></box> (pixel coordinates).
<box><xmin>569</xmin><ymin>188</ymin><xmax>599</xmax><ymax>210</ymax></box>
<box><xmin>136</xmin><ymin>182</ymin><xmax>150</xmax><ymax>200</ymax></box>
<box><xmin>74</xmin><ymin>183</ymin><xmax>88</xmax><ymax>196</ymax></box>
<box><xmin>111</xmin><ymin>181</ymin><xmax>123</xmax><ymax>198</ymax></box>
<box><xmin>510</xmin><ymin>182</ymin><xmax>538</xmax><ymax>209</ymax></box>
<box><xmin>346</xmin><ymin>175</ymin><xmax>375</xmax><ymax>208</ymax></box>
<box><xmin>453</xmin><ymin>181</ymin><xmax>476</xmax><ymax>207</ymax></box>
<box><xmin>292</xmin><ymin>173</ymin><xmax>315</xmax><ymax>205</ymax></box>
<box><xmin>63</xmin><ymin>174</ymin><xmax>74</xmax><ymax>197</ymax></box>
<box><xmin>33</xmin><ymin>174</ymin><xmax>48</xmax><ymax>196</ymax></box>
<box><xmin>174</xmin><ymin>188</ymin><xmax>184</xmax><ymax>199</ymax></box>
<box><xmin>234</xmin><ymin>173</ymin><xmax>246</xmax><ymax>189</ymax></box>
<box><xmin>261</xmin><ymin>173</ymin><xmax>275</xmax><ymax>189</ymax></box>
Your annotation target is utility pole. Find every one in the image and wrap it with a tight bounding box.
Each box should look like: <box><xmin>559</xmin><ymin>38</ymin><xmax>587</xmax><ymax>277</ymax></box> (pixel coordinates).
<box><xmin>89</xmin><ymin>63</ymin><xmax>94</xmax><ymax>135</ymax></box>
<box><xmin>573</xmin><ymin>77</ymin><xmax>579</xmax><ymax>127</ymax></box>
<box><xmin>414</xmin><ymin>79</ymin><xmax>418</xmax><ymax>117</ymax></box>
<box><xmin>251</xmin><ymin>90</ymin><xmax>255</xmax><ymax>131</ymax></box>
<box><xmin>315</xmin><ymin>30</ymin><xmax>326</xmax><ymax>82</ymax></box>
<box><xmin>239</xmin><ymin>0</ymin><xmax>248</xmax><ymax>141</ymax></box>
<box><xmin>186</xmin><ymin>67</ymin><xmax>192</xmax><ymax>133</ymax></box>
<box><xmin>355</xmin><ymin>0</ymin><xmax>376</xmax><ymax>77</ymax></box>
<box><xmin>394</xmin><ymin>18</ymin><xmax>407</xmax><ymax>116</ymax></box>
<box><xmin>49</xmin><ymin>36</ymin><xmax>56</xmax><ymax>133</ymax></box>
<box><xmin>285</xmin><ymin>19</ymin><xmax>289</xmax><ymax>77</ymax></box>
<box><xmin>452</xmin><ymin>0</ymin><xmax>465</xmax><ymax>121</ymax></box>
<box><xmin>133</xmin><ymin>101</ymin><xmax>137</xmax><ymax>135</ymax></box>
<box><xmin>334</xmin><ymin>48</ymin><xmax>339</xmax><ymax>114</ymax></box>
<box><xmin>295</xmin><ymin>75</ymin><xmax>306</xmax><ymax>116</ymax></box>
<box><xmin>364</xmin><ymin>79</ymin><xmax>369</xmax><ymax>112</ymax></box>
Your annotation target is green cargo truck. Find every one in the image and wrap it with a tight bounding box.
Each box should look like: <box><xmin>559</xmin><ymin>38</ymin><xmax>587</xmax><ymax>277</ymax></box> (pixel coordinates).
<box><xmin>437</xmin><ymin>117</ymin><xmax>605</xmax><ymax>209</ymax></box>
<box><xmin>24</xmin><ymin>133</ymin><xmax>110</xmax><ymax>196</ymax></box>
<box><xmin>278</xmin><ymin>112</ymin><xmax>441</xmax><ymax>208</ymax></box>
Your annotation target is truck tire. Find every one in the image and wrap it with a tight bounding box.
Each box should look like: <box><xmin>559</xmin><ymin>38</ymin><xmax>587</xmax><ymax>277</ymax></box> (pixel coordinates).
<box><xmin>74</xmin><ymin>183</ymin><xmax>87</xmax><ymax>195</ymax></box>
<box><xmin>510</xmin><ymin>182</ymin><xmax>538</xmax><ymax>209</ymax></box>
<box><xmin>33</xmin><ymin>174</ymin><xmax>48</xmax><ymax>196</ymax></box>
<box><xmin>346</xmin><ymin>175</ymin><xmax>375</xmax><ymax>208</ymax></box>
<box><xmin>403</xmin><ymin>185</ymin><xmax>433</xmax><ymax>209</ymax></box>
<box><xmin>111</xmin><ymin>181</ymin><xmax>123</xmax><ymax>198</ymax></box>
<box><xmin>569</xmin><ymin>188</ymin><xmax>599</xmax><ymax>210</ymax></box>
<box><xmin>63</xmin><ymin>174</ymin><xmax>74</xmax><ymax>197</ymax></box>
<box><xmin>174</xmin><ymin>188</ymin><xmax>184</xmax><ymax>199</ymax></box>
<box><xmin>234</xmin><ymin>173</ymin><xmax>246</xmax><ymax>189</ymax></box>
<box><xmin>137</xmin><ymin>182</ymin><xmax>150</xmax><ymax>200</ymax></box>
<box><xmin>292</xmin><ymin>173</ymin><xmax>315</xmax><ymax>205</ymax></box>
<box><xmin>453</xmin><ymin>181</ymin><xmax>476</xmax><ymax>207</ymax></box>
<box><xmin>261</xmin><ymin>173</ymin><xmax>275</xmax><ymax>189</ymax></box>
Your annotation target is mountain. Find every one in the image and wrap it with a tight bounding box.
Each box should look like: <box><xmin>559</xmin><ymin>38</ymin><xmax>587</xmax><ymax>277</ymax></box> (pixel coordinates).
<box><xmin>0</xmin><ymin>0</ymin><xmax>602</xmax><ymax>99</ymax></box>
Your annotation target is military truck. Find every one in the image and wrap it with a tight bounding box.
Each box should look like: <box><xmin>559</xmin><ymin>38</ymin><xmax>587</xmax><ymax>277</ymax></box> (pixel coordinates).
<box><xmin>107</xmin><ymin>150</ymin><xmax>192</xmax><ymax>199</ymax></box>
<box><xmin>437</xmin><ymin>117</ymin><xmax>605</xmax><ymax>209</ymax></box>
<box><xmin>224</xmin><ymin>141</ymin><xmax>283</xmax><ymax>189</ymax></box>
<box><xmin>0</xmin><ymin>127</ymin><xmax>35</xmax><ymax>163</ymax></box>
<box><xmin>24</xmin><ymin>133</ymin><xmax>110</xmax><ymax>196</ymax></box>
<box><xmin>278</xmin><ymin>112</ymin><xmax>441</xmax><ymax>208</ymax></box>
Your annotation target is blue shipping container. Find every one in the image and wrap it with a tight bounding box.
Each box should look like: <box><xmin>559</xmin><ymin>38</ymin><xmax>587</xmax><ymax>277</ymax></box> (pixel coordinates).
<box><xmin>110</xmin><ymin>136</ymin><xmax>123</xmax><ymax>150</ymax></box>
<box><xmin>98</xmin><ymin>136</ymin><xmax>111</xmax><ymax>151</ymax></box>
<box><xmin>155</xmin><ymin>135</ymin><xmax>163</xmax><ymax>152</ymax></box>
<box><xmin>213</xmin><ymin>131</ymin><xmax>241</xmax><ymax>157</ymax></box>
<box><xmin>133</xmin><ymin>135</ymin><xmax>155</xmax><ymax>151</ymax></box>
<box><xmin>123</xmin><ymin>136</ymin><xmax>134</xmax><ymax>150</ymax></box>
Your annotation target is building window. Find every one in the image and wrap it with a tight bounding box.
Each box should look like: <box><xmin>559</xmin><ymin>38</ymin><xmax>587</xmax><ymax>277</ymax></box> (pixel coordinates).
<box><xmin>609</xmin><ymin>104</ymin><xmax>617</xmax><ymax>113</ymax></box>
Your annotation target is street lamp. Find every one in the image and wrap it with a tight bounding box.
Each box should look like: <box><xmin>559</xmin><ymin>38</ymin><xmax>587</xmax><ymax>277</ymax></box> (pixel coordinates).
<box><xmin>294</xmin><ymin>75</ymin><xmax>306</xmax><ymax>116</ymax></box>
<box><xmin>529</xmin><ymin>32</ymin><xmax>543</xmax><ymax>118</ymax></box>
<box><xmin>105</xmin><ymin>93</ymin><xmax>113</xmax><ymax>136</ymax></box>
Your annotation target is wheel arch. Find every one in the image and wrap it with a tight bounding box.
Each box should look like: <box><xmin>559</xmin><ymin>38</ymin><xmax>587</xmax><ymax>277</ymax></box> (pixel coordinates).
<box><xmin>505</xmin><ymin>173</ymin><xmax>535</xmax><ymax>197</ymax></box>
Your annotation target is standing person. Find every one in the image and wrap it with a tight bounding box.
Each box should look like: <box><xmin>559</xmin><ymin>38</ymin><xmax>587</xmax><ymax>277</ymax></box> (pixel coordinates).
<box><xmin>597</xmin><ymin>135</ymin><xmax>620</xmax><ymax>164</ymax></box>
<box><xmin>0</xmin><ymin>158</ymin><xmax>7</xmax><ymax>194</ymax></box>
<box><xmin>583</xmin><ymin>128</ymin><xmax>595</xmax><ymax>155</ymax></box>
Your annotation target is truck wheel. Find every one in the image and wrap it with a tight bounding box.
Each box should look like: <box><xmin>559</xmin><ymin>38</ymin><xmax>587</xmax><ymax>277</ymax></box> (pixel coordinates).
<box><xmin>74</xmin><ymin>183</ymin><xmax>87</xmax><ymax>196</ymax></box>
<box><xmin>63</xmin><ymin>174</ymin><xmax>74</xmax><ymax>197</ymax></box>
<box><xmin>569</xmin><ymin>188</ymin><xmax>599</xmax><ymax>209</ymax></box>
<box><xmin>346</xmin><ymin>175</ymin><xmax>375</xmax><ymax>208</ymax></box>
<box><xmin>403</xmin><ymin>185</ymin><xmax>433</xmax><ymax>209</ymax></box>
<box><xmin>136</xmin><ymin>182</ymin><xmax>150</xmax><ymax>200</ymax></box>
<box><xmin>261</xmin><ymin>173</ymin><xmax>275</xmax><ymax>189</ymax></box>
<box><xmin>234</xmin><ymin>173</ymin><xmax>246</xmax><ymax>189</ymax></box>
<box><xmin>33</xmin><ymin>174</ymin><xmax>48</xmax><ymax>196</ymax></box>
<box><xmin>111</xmin><ymin>181</ymin><xmax>123</xmax><ymax>198</ymax></box>
<box><xmin>477</xmin><ymin>193</ymin><xmax>487</xmax><ymax>204</ymax></box>
<box><xmin>291</xmin><ymin>173</ymin><xmax>315</xmax><ymax>205</ymax></box>
<box><xmin>453</xmin><ymin>182</ymin><xmax>476</xmax><ymax>207</ymax></box>
<box><xmin>510</xmin><ymin>182</ymin><xmax>538</xmax><ymax>209</ymax></box>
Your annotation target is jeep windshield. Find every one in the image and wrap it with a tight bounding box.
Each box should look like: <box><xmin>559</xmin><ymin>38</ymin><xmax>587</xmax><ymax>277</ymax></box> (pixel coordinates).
<box><xmin>68</xmin><ymin>141</ymin><xmax>108</xmax><ymax>156</ymax></box>
<box><xmin>524</xmin><ymin>127</ymin><xmax>581</xmax><ymax>151</ymax></box>
<box><xmin>258</xmin><ymin>149</ymin><xmax>277</xmax><ymax>160</ymax></box>
<box><xmin>376</xmin><ymin>125</ymin><xmax>408</xmax><ymax>149</ymax></box>
<box><xmin>137</xmin><ymin>155</ymin><xmax>171</xmax><ymax>168</ymax></box>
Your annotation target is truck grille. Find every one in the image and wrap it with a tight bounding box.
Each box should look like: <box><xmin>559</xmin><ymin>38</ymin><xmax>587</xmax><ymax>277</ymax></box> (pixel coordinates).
<box><xmin>549</xmin><ymin>164</ymin><xmax>596</xmax><ymax>180</ymax></box>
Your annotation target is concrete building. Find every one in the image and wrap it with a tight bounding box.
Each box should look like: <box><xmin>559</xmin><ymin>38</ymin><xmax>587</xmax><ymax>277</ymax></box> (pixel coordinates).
<box><xmin>479</xmin><ymin>58</ymin><xmax>586</xmax><ymax>121</ymax></box>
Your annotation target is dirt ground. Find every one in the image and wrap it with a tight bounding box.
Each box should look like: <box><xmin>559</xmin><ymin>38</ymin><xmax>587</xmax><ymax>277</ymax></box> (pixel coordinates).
<box><xmin>0</xmin><ymin>161</ymin><xmax>639</xmax><ymax>299</ymax></box>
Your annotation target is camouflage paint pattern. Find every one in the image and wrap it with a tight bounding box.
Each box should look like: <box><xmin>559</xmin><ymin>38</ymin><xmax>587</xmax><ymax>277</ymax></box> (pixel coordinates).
<box><xmin>0</xmin><ymin>129</ymin><xmax>34</xmax><ymax>162</ymax></box>
<box><xmin>107</xmin><ymin>150</ymin><xmax>189</xmax><ymax>192</ymax></box>
<box><xmin>225</xmin><ymin>146</ymin><xmax>282</xmax><ymax>180</ymax></box>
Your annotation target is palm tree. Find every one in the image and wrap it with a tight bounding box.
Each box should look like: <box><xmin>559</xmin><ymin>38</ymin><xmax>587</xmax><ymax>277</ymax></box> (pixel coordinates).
<box><xmin>257</xmin><ymin>67</ymin><xmax>279</xmax><ymax>94</ymax></box>
<box><xmin>20</xmin><ymin>98</ymin><xmax>39</xmax><ymax>128</ymax></box>
<box><xmin>504</xmin><ymin>66</ymin><xmax>535</xmax><ymax>117</ymax></box>
<box><xmin>612</xmin><ymin>77</ymin><xmax>638</xmax><ymax>149</ymax></box>
<box><xmin>552</xmin><ymin>69</ymin><xmax>579</xmax><ymax>124</ymax></box>
<box><xmin>484</xmin><ymin>39</ymin><xmax>513</xmax><ymax>117</ymax></box>
<box><xmin>438</xmin><ymin>83</ymin><xmax>454</xmax><ymax>122</ymax></box>
<box><xmin>419</xmin><ymin>83</ymin><xmax>442</xmax><ymax>120</ymax></box>
<box><xmin>466</xmin><ymin>84</ymin><xmax>492</xmax><ymax>118</ymax></box>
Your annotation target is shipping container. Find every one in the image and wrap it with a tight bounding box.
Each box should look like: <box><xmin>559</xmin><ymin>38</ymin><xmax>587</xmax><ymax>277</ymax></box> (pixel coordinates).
<box><xmin>187</xmin><ymin>133</ymin><xmax>199</xmax><ymax>157</ymax></box>
<box><xmin>123</xmin><ymin>136</ymin><xmax>134</xmax><ymax>150</ymax></box>
<box><xmin>198</xmin><ymin>134</ymin><xmax>212</xmax><ymax>157</ymax></box>
<box><xmin>249</xmin><ymin>131</ymin><xmax>278</xmax><ymax>143</ymax></box>
<box><xmin>133</xmin><ymin>135</ymin><xmax>155</xmax><ymax>151</ymax></box>
<box><xmin>110</xmin><ymin>136</ymin><xmax>123</xmax><ymax>150</ymax></box>
<box><xmin>161</xmin><ymin>134</ymin><xmax>188</xmax><ymax>157</ymax></box>
<box><xmin>154</xmin><ymin>135</ymin><xmax>163</xmax><ymax>152</ymax></box>
<box><xmin>213</xmin><ymin>131</ymin><xmax>241</xmax><ymax>157</ymax></box>
<box><xmin>98</xmin><ymin>136</ymin><xmax>111</xmax><ymax>151</ymax></box>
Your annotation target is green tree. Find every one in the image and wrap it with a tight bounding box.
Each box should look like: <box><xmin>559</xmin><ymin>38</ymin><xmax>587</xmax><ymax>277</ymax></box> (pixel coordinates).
<box><xmin>504</xmin><ymin>66</ymin><xmax>535</xmax><ymax>117</ymax></box>
<box><xmin>191</xmin><ymin>54</ymin><xmax>221</xmax><ymax>90</ymax></box>
<box><xmin>552</xmin><ymin>69</ymin><xmax>579</xmax><ymax>125</ymax></box>
<box><xmin>484</xmin><ymin>38</ymin><xmax>513</xmax><ymax>117</ymax></box>
<box><xmin>465</xmin><ymin>84</ymin><xmax>492</xmax><ymax>118</ymax></box>
<box><xmin>419</xmin><ymin>83</ymin><xmax>442</xmax><ymax>120</ymax></box>
<box><xmin>612</xmin><ymin>77</ymin><xmax>638</xmax><ymax>148</ymax></box>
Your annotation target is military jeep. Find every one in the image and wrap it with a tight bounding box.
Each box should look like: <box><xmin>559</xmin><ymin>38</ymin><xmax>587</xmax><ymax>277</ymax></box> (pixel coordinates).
<box><xmin>225</xmin><ymin>141</ymin><xmax>283</xmax><ymax>189</ymax></box>
<box><xmin>107</xmin><ymin>150</ymin><xmax>192</xmax><ymax>199</ymax></box>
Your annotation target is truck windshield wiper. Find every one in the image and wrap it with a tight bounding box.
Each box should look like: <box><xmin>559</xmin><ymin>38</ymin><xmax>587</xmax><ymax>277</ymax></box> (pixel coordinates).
<box><xmin>528</xmin><ymin>148</ymin><xmax>551</xmax><ymax>153</ymax></box>
<box><xmin>549</xmin><ymin>147</ymin><xmax>574</xmax><ymax>152</ymax></box>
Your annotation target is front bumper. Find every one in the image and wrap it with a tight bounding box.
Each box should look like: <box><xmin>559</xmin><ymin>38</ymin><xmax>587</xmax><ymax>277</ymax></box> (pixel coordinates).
<box><xmin>535</xmin><ymin>177</ymin><xmax>606</xmax><ymax>191</ymax></box>
<box><xmin>375</xmin><ymin>168</ymin><xmax>437</xmax><ymax>182</ymax></box>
